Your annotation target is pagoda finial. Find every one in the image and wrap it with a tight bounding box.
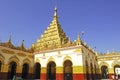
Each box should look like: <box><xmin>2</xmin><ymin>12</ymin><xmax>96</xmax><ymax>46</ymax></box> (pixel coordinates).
<box><xmin>8</xmin><ymin>35</ymin><xmax>11</xmax><ymax>43</ymax></box>
<box><xmin>20</xmin><ymin>40</ymin><xmax>25</xmax><ymax>51</ymax></box>
<box><xmin>6</xmin><ymin>35</ymin><xmax>15</xmax><ymax>48</ymax></box>
<box><xmin>77</xmin><ymin>33</ymin><xmax>81</xmax><ymax>41</ymax></box>
<box><xmin>77</xmin><ymin>33</ymin><xmax>82</xmax><ymax>43</ymax></box>
<box><xmin>54</xmin><ymin>6</ymin><xmax>57</xmax><ymax>17</ymax></box>
<box><xmin>74</xmin><ymin>33</ymin><xmax>82</xmax><ymax>45</ymax></box>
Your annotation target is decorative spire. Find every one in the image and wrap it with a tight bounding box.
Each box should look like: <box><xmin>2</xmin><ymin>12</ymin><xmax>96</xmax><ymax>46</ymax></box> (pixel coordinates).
<box><xmin>77</xmin><ymin>33</ymin><xmax>81</xmax><ymax>41</ymax></box>
<box><xmin>74</xmin><ymin>33</ymin><xmax>82</xmax><ymax>46</ymax></box>
<box><xmin>54</xmin><ymin>6</ymin><xmax>57</xmax><ymax>17</ymax></box>
<box><xmin>34</xmin><ymin>7</ymin><xmax>69</xmax><ymax>51</ymax></box>
<box><xmin>53</xmin><ymin>6</ymin><xmax>58</xmax><ymax>22</ymax></box>
<box><xmin>6</xmin><ymin>35</ymin><xmax>12</xmax><ymax>48</ymax></box>
<box><xmin>8</xmin><ymin>35</ymin><xmax>11</xmax><ymax>43</ymax></box>
<box><xmin>67</xmin><ymin>37</ymin><xmax>72</xmax><ymax>46</ymax></box>
<box><xmin>20</xmin><ymin>40</ymin><xmax>25</xmax><ymax>51</ymax></box>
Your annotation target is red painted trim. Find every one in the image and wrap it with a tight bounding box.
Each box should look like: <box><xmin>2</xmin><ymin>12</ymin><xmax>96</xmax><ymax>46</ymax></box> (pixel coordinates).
<box><xmin>40</xmin><ymin>73</ymin><xmax>46</xmax><ymax>80</ymax></box>
<box><xmin>56</xmin><ymin>73</ymin><xmax>63</xmax><ymax>80</ymax></box>
<box><xmin>73</xmin><ymin>74</ymin><xmax>85</xmax><ymax>80</ymax></box>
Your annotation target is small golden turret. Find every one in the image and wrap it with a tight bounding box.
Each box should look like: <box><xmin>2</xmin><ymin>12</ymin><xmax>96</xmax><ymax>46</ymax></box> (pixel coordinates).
<box><xmin>6</xmin><ymin>35</ymin><xmax>15</xmax><ymax>48</ymax></box>
<box><xmin>74</xmin><ymin>33</ymin><xmax>82</xmax><ymax>45</ymax></box>
<box><xmin>19</xmin><ymin>40</ymin><xmax>26</xmax><ymax>51</ymax></box>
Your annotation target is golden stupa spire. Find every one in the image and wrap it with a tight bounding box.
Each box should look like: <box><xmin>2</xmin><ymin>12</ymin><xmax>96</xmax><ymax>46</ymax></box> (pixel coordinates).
<box><xmin>52</xmin><ymin>6</ymin><xmax>58</xmax><ymax>23</ymax></box>
<box><xmin>34</xmin><ymin>6</ymin><xmax>69</xmax><ymax>51</ymax></box>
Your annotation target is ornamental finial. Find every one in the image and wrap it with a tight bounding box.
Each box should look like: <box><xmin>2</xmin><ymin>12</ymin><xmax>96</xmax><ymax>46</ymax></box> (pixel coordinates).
<box><xmin>54</xmin><ymin>6</ymin><xmax>57</xmax><ymax>16</ymax></box>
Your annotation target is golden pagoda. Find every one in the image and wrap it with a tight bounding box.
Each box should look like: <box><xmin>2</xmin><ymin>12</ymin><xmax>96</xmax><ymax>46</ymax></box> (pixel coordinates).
<box><xmin>33</xmin><ymin>7</ymin><xmax>70</xmax><ymax>51</ymax></box>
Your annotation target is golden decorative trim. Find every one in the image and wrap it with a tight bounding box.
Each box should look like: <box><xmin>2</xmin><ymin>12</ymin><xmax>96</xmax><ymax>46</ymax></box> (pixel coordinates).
<box><xmin>0</xmin><ymin>54</ymin><xmax>5</xmax><ymax>64</ymax></box>
<box><xmin>73</xmin><ymin>66</ymin><xmax>84</xmax><ymax>73</ymax></box>
<box><xmin>47</xmin><ymin>57</ymin><xmax>55</xmax><ymax>63</ymax></box>
<box><xmin>22</xmin><ymin>58</ymin><xmax>31</xmax><ymax>66</ymax></box>
<box><xmin>108</xmin><ymin>68</ymin><xmax>114</xmax><ymax>73</ymax></box>
<box><xmin>57</xmin><ymin>51</ymin><xmax>61</xmax><ymax>57</ymax></box>
<box><xmin>1</xmin><ymin>49</ymin><xmax>15</xmax><ymax>54</ymax></box>
<box><xmin>42</xmin><ymin>53</ymin><xmax>46</xmax><ymax>59</ymax></box>
<box><xmin>74</xmin><ymin>48</ymin><xmax>82</xmax><ymax>53</ymax></box>
<box><xmin>2</xmin><ymin>64</ymin><xmax>8</xmax><ymax>72</ymax></box>
<box><xmin>56</xmin><ymin>66</ymin><xmax>63</xmax><ymax>73</ymax></box>
<box><xmin>35</xmin><ymin>58</ymin><xmax>40</xmax><ymax>63</ymax></box>
<box><xmin>63</xmin><ymin>55</ymin><xmax>72</xmax><ymax>62</ymax></box>
<box><xmin>111</xmin><ymin>60</ymin><xmax>120</xmax><ymax>68</ymax></box>
<box><xmin>41</xmin><ymin>67</ymin><xmax>46</xmax><ymax>73</ymax></box>
<box><xmin>28</xmin><ymin>55</ymin><xmax>34</xmax><ymax>58</ymax></box>
<box><xmin>99</xmin><ymin>61</ymin><xmax>109</xmax><ymax>68</ymax></box>
<box><xmin>17</xmin><ymin>52</ymin><xmax>26</xmax><ymax>57</ymax></box>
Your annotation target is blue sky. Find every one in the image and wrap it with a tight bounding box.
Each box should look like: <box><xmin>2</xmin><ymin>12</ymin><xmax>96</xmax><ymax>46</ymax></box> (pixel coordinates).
<box><xmin>0</xmin><ymin>0</ymin><xmax>120</xmax><ymax>53</ymax></box>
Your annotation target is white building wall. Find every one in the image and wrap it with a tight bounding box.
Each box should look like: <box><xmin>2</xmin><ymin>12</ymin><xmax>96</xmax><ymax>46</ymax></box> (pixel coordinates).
<box><xmin>35</xmin><ymin>47</ymin><xmax>83</xmax><ymax>67</ymax></box>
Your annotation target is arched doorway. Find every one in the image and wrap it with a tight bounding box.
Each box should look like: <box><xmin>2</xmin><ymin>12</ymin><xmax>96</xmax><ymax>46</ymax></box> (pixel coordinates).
<box><xmin>85</xmin><ymin>60</ymin><xmax>89</xmax><ymax>80</ymax></box>
<box><xmin>90</xmin><ymin>63</ymin><xmax>94</xmax><ymax>80</ymax></box>
<box><xmin>94</xmin><ymin>65</ymin><xmax>97</xmax><ymax>79</ymax></box>
<box><xmin>34</xmin><ymin>62</ymin><xmax>41</xmax><ymax>79</ymax></box>
<box><xmin>114</xmin><ymin>65</ymin><xmax>120</xmax><ymax>79</ymax></box>
<box><xmin>7</xmin><ymin>61</ymin><xmax>17</xmax><ymax>79</ymax></box>
<box><xmin>63</xmin><ymin>60</ymin><xmax>73</xmax><ymax>80</ymax></box>
<box><xmin>22</xmin><ymin>63</ymin><xmax>29</xmax><ymax>79</ymax></box>
<box><xmin>0</xmin><ymin>61</ymin><xmax>2</xmax><ymax>72</ymax></box>
<box><xmin>47</xmin><ymin>61</ymin><xmax>56</xmax><ymax>80</ymax></box>
<box><xmin>101</xmin><ymin>65</ymin><xmax>109</xmax><ymax>79</ymax></box>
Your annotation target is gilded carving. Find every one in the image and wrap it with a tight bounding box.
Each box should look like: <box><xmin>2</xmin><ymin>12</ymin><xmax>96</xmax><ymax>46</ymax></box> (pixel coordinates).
<box><xmin>99</xmin><ymin>61</ymin><xmax>109</xmax><ymax>68</ymax></box>
<box><xmin>35</xmin><ymin>58</ymin><xmax>40</xmax><ymax>62</ymax></box>
<box><xmin>73</xmin><ymin>66</ymin><xmax>84</xmax><ymax>73</ymax></box>
<box><xmin>63</xmin><ymin>55</ymin><xmax>72</xmax><ymax>62</ymax></box>
<box><xmin>33</xmin><ymin>7</ymin><xmax>70</xmax><ymax>51</ymax></box>
<box><xmin>1</xmin><ymin>49</ymin><xmax>15</xmax><ymax>54</ymax></box>
<box><xmin>111</xmin><ymin>60</ymin><xmax>120</xmax><ymax>68</ymax></box>
<box><xmin>56</xmin><ymin>66</ymin><xmax>63</xmax><ymax>73</ymax></box>
<box><xmin>17</xmin><ymin>52</ymin><xmax>26</xmax><ymax>57</ymax></box>
<box><xmin>57</xmin><ymin>51</ymin><xmax>61</xmax><ymax>57</ymax></box>
<box><xmin>22</xmin><ymin>58</ymin><xmax>31</xmax><ymax>66</ymax></box>
<box><xmin>42</xmin><ymin>53</ymin><xmax>46</xmax><ymax>59</ymax></box>
<box><xmin>47</xmin><ymin>57</ymin><xmax>55</xmax><ymax>63</ymax></box>
<box><xmin>8</xmin><ymin>55</ymin><xmax>20</xmax><ymax>66</ymax></box>
<box><xmin>27</xmin><ymin>54</ymin><xmax>34</xmax><ymax>58</ymax></box>
<box><xmin>0</xmin><ymin>54</ymin><xmax>5</xmax><ymax>64</ymax></box>
<box><xmin>41</xmin><ymin>67</ymin><xmax>46</xmax><ymax>73</ymax></box>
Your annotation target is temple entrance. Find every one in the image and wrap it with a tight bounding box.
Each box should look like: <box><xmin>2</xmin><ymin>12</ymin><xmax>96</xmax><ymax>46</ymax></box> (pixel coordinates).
<box><xmin>94</xmin><ymin>65</ymin><xmax>97</xmax><ymax>79</ymax></box>
<box><xmin>63</xmin><ymin>60</ymin><xmax>73</xmax><ymax>80</ymax></box>
<box><xmin>101</xmin><ymin>65</ymin><xmax>109</xmax><ymax>79</ymax></box>
<box><xmin>114</xmin><ymin>65</ymin><xmax>120</xmax><ymax>79</ymax></box>
<box><xmin>90</xmin><ymin>63</ymin><xmax>94</xmax><ymax>80</ymax></box>
<box><xmin>7</xmin><ymin>61</ymin><xmax>17</xmax><ymax>79</ymax></box>
<box><xmin>47</xmin><ymin>61</ymin><xmax>56</xmax><ymax>80</ymax></box>
<box><xmin>22</xmin><ymin>63</ymin><xmax>29</xmax><ymax>79</ymax></box>
<box><xmin>0</xmin><ymin>61</ymin><xmax>2</xmax><ymax>72</ymax></box>
<box><xmin>34</xmin><ymin>62</ymin><xmax>41</xmax><ymax>79</ymax></box>
<box><xmin>86</xmin><ymin>60</ymin><xmax>89</xmax><ymax>80</ymax></box>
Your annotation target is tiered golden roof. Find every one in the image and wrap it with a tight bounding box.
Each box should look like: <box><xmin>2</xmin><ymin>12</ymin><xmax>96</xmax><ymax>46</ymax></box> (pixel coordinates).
<box><xmin>0</xmin><ymin>36</ymin><xmax>33</xmax><ymax>53</ymax></box>
<box><xmin>32</xmin><ymin>6</ymin><xmax>86</xmax><ymax>52</ymax></box>
<box><xmin>33</xmin><ymin>7</ymin><xmax>71</xmax><ymax>51</ymax></box>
